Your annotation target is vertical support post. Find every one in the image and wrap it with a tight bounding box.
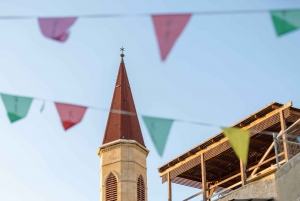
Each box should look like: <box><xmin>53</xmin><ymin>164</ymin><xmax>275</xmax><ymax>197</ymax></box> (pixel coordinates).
<box><xmin>240</xmin><ymin>159</ymin><xmax>247</xmax><ymax>186</ymax></box>
<box><xmin>273</xmin><ymin>133</ymin><xmax>280</xmax><ymax>168</ymax></box>
<box><xmin>167</xmin><ymin>172</ymin><xmax>172</xmax><ymax>201</ymax></box>
<box><xmin>207</xmin><ymin>182</ymin><xmax>216</xmax><ymax>201</ymax></box>
<box><xmin>206</xmin><ymin>182</ymin><xmax>210</xmax><ymax>201</ymax></box>
<box><xmin>201</xmin><ymin>153</ymin><xmax>207</xmax><ymax>201</ymax></box>
<box><xmin>279</xmin><ymin>111</ymin><xmax>289</xmax><ymax>161</ymax></box>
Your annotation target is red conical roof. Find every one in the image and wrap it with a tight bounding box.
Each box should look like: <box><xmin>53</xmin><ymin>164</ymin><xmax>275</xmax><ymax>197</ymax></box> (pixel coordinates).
<box><xmin>102</xmin><ymin>55</ymin><xmax>145</xmax><ymax>146</ymax></box>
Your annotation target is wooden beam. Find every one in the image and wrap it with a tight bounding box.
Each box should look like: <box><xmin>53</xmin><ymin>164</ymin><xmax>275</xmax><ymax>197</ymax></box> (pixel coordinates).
<box><xmin>222</xmin><ymin>180</ymin><xmax>236</xmax><ymax>185</ymax></box>
<box><xmin>211</xmin><ymin>179</ymin><xmax>237</xmax><ymax>186</ymax></box>
<box><xmin>183</xmin><ymin>190</ymin><xmax>204</xmax><ymax>201</ymax></box>
<box><xmin>247</xmin><ymin>153</ymin><xmax>283</xmax><ymax>172</ymax></box>
<box><xmin>240</xmin><ymin>159</ymin><xmax>247</xmax><ymax>186</ymax></box>
<box><xmin>210</xmin><ymin>158</ymin><xmax>239</xmax><ymax>165</ymax></box>
<box><xmin>208</xmin><ymin>182</ymin><xmax>242</xmax><ymax>200</ymax></box>
<box><xmin>201</xmin><ymin>153</ymin><xmax>207</xmax><ymax>201</ymax></box>
<box><xmin>290</xmin><ymin>109</ymin><xmax>300</xmax><ymax>117</ymax></box>
<box><xmin>250</xmin><ymin>142</ymin><xmax>274</xmax><ymax>176</ymax></box>
<box><xmin>168</xmin><ymin>172</ymin><xmax>172</xmax><ymax>201</ymax></box>
<box><xmin>223</xmin><ymin>148</ymin><xmax>271</xmax><ymax>163</ymax></box>
<box><xmin>223</xmin><ymin>151</ymin><xmax>273</xmax><ymax>167</ymax></box>
<box><xmin>206</xmin><ymin>163</ymin><xmax>230</xmax><ymax>172</ymax></box>
<box><xmin>280</xmin><ymin>111</ymin><xmax>289</xmax><ymax>161</ymax></box>
<box><xmin>209</xmin><ymin>172</ymin><xmax>241</xmax><ymax>190</ymax></box>
<box><xmin>239</xmin><ymin>122</ymin><xmax>246</xmax><ymax>127</ymax></box>
<box><xmin>249</xmin><ymin>159</ymin><xmax>275</xmax><ymax>168</ymax></box>
<box><xmin>249</xmin><ymin>147</ymin><xmax>265</xmax><ymax>154</ymax></box>
<box><xmin>190</xmin><ymin>167</ymin><xmax>200</xmax><ymax>172</ymax></box>
<box><xmin>222</xmin><ymin>152</ymin><xmax>238</xmax><ymax>159</ymax></box>
<box><xmin>179</xmin><ymin>173</ymin><xmax>201</xmax><ymax>181</ymax></box>
<box><xmin>254</xmin><ymin>114</ymin><xmax>262</xmax><ymax>119</ymax></box>
<box><xmin>247</xmin><ymin>153</ymin><xmax>276</xmax><ymax>167</ymax></box>
<box><xmin>205</xmin><ymin>182</ymin><xmax>210</xmax><ymax>198</ymax></box>
<box><xmin>250</xmin><ymin>138</ymin><xmax>271</xmax><ymax>145</ymax></box>
<box><xmin>190</xmin><ymin>167</ymin><xmax>219</xmax><ymax>176</ymax></box>
<box><xmin>207</xmin><ymin>182</ymin><xmax>216</xmax><ymax>201</ymax></box>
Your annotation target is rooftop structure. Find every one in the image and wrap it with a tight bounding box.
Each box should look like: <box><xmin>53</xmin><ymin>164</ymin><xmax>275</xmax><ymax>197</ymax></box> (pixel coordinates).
<box><xmin>157</xmin><ymin>101</ymin><xmax>300</xmax><ymax>201</ymax></box>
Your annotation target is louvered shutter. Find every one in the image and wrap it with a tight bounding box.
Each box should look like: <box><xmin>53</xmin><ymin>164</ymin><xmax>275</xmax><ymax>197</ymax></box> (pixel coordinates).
<box><xmin>106</xmin><ymin>173</ymin><xmax>117</xmax><ymax>201</ymax></box>
<box><xmin>137</xmin><ymin>176</ymin><xmax>145</xmax><ymax>201</ymax></box>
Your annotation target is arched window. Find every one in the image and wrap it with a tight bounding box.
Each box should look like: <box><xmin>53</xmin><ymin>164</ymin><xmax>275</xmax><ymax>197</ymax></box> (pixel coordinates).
<box><xmin>106</xmin><ymin>173</ymin><xmax>117</xmax><ymax>201</ymax></box>
<box><xmin>137</xmin><ymin>175</ymin><xmax>145</xmax><ymax>201</ymax></box>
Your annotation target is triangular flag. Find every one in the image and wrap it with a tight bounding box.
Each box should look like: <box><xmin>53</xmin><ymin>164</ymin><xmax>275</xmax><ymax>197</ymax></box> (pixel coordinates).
<box><xmin>0</xmin><ymin>93</ymin><xmax>33</xmax><ymax>123</ymax></box>
<box><xmin>38</xmin><ymin>17</ymin><xmax>77</xmax><ymax>42</ymax></box>
<box><xmin>142</xmin><ymin>116</ymin><xmax>174</xmax><ymax>156</ymax></box>
<box><xmin>152</xmin><ymin>14</ymin><xmax>191</xmax><ymax>61</ymax></box>
<box><xmin>222</xmin><ymin>127</ymin><xmax>250</xmax><ymax>165</ymax></box>
<box><xmin>55</xmin><ymin>102</ymin><xmax>87</xmax><ymax>130</ymax></box>
<box><xmin>297</xmin><ymin>136</ymin><xmax>300</xmax><ymax>143</ymax></box>
<box><xmin>271</xmin><ymin>9</ymin><xmax>300</xmax><ymax>36</ymax></box>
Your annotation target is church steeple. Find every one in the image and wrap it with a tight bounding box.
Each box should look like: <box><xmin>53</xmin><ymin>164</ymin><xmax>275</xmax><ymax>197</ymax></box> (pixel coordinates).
<box><xmin>102</xmin><ymin>48</ymin><xmax>145</xmax><ymax>146</ymax></box>
<box><xmin>98</xmin><ymin>50</ymin><xmax>149</xmax><ymax>201</ymax></box>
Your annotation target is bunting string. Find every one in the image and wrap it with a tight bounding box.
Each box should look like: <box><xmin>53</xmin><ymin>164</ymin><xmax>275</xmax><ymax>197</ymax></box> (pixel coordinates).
<box><xmin>1</xmin><ymin>92</ymin><xmax>296</xmax><ymax>159</ymax></box>
<box><xmin>0</xmin><ymin>91</ymin><xmax>290</xmax><ymax>135</ymax></box>
<box><xmin>0</xmin><ymin>92</ymin><xmax>220</xmax><ymax>126</ymax></box>
<box><xmin>0</xmin><ymin>92</ymin><xmax>278</xmax><ymax>133</ymax></box>
<box><xmin>0</xmin><ymin>8</ymin><xmax>299</xmax><ymax>59</ymax></box>
<box><xmin>0</xmin><ymin>8</ymin><xmax>294</xmax><ymax>20</ymax></box>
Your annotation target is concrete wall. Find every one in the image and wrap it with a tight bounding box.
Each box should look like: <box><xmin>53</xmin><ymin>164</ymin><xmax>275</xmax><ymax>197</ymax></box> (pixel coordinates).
<box><xmin>275</xmin><ymin>153</ymin><xmax>300</xmax><ymax>201</ymax></box>
<box><xmin>215</xmin><ymin>173</ymin><xmax>278</xmax><ymax>201</ymax></box>
<box><xmin>214</xmin><ymin>153</ymin><xmax>300</xmax><ymax>201</ymax></box>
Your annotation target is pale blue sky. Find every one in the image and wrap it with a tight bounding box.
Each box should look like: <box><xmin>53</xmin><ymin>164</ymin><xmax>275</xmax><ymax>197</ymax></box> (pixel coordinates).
<box><xmin>0</xmin><ymin>0</ymin><xmax>300</xmax><ymax>200</ymax></box>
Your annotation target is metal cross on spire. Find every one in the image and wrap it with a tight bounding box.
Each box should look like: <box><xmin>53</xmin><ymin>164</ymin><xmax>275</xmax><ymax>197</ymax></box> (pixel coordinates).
<box><xmin>120</xmin><ymin>47</ymin><xmax>125</xmax><ymax>54</ymax></box>
<box><xmin>120</xmin><ymin>47</ymin><xmax>125</xmax><ymax>61</ymax></box>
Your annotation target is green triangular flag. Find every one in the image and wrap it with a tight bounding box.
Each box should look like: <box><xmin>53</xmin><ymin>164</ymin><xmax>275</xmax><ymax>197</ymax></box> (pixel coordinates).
<box><xmin>222</xmin><ymin>127</ymin><xmax>250</xmax><ymax>165</ymax></box>
<box><xmin>1</xmin><ymin>93</ymin><xmax>33</xmax><ymax>123</ymax></box>
<box><xmin>271</xmin><ymin>9</ymin><xmax>300</xmax><ymax>36</ymax></box>
<box><xmin>142</xmin><ymin>116</ymin><xmax>174</xmax><ymax>157</ymax></box>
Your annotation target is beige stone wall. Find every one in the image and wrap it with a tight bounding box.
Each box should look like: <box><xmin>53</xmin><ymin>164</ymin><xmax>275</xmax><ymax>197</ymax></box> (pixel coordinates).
<box><xmin>98</xmin><ymin>139</ymin><xmax>149</xmax><ymax>201</ymax></box>
<box><xmin>215</xmin><ymin>173</ymin><xmax>278</xmax><ymax>201</ymax></box>
<box><xmin>275</xmin><ymin>153</ymin><xmax>300</xmax><ymax>201</ymax></box>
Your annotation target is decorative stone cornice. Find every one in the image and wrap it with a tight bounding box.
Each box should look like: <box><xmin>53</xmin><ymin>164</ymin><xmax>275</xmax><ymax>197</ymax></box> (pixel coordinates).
<box><xmin>97</xmin><ymin>139</ymin><xmax>149</xmax><ymax>156</ymax></box>
<box><xmin>101</xmin><ymin>159</ymin><xmax>148</xmax><ymax>169</ymax></box>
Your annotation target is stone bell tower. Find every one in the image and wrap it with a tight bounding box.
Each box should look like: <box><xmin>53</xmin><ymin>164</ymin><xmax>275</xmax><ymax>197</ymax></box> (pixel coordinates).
<box><xmin>98</xmin><ymin>48</ymin><xmax>149</xmax><ymax>201</ymax></box>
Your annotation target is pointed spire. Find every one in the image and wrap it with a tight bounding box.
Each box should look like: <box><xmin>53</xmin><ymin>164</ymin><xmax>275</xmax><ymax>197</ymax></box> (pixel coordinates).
<box><xmin>102</xmin><ymin>49</ymin><xmax>145</xmax><ymax>146</ymax></box>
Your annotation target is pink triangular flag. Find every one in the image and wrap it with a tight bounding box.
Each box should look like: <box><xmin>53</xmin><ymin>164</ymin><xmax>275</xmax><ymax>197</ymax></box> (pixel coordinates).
<box><xmin>152</xmin><ymin>14</ymin><xmax>191</xmax><ymax>61</ymax></box>
<box><xmin>38</xmin><ymin>17</ymin><xmax>77</xmax><ymax>42</ymax></box>
<box><xmin>55</xmin><ymin>102</ymin><xmax>87</xmax><ymax>130</ymax></box>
